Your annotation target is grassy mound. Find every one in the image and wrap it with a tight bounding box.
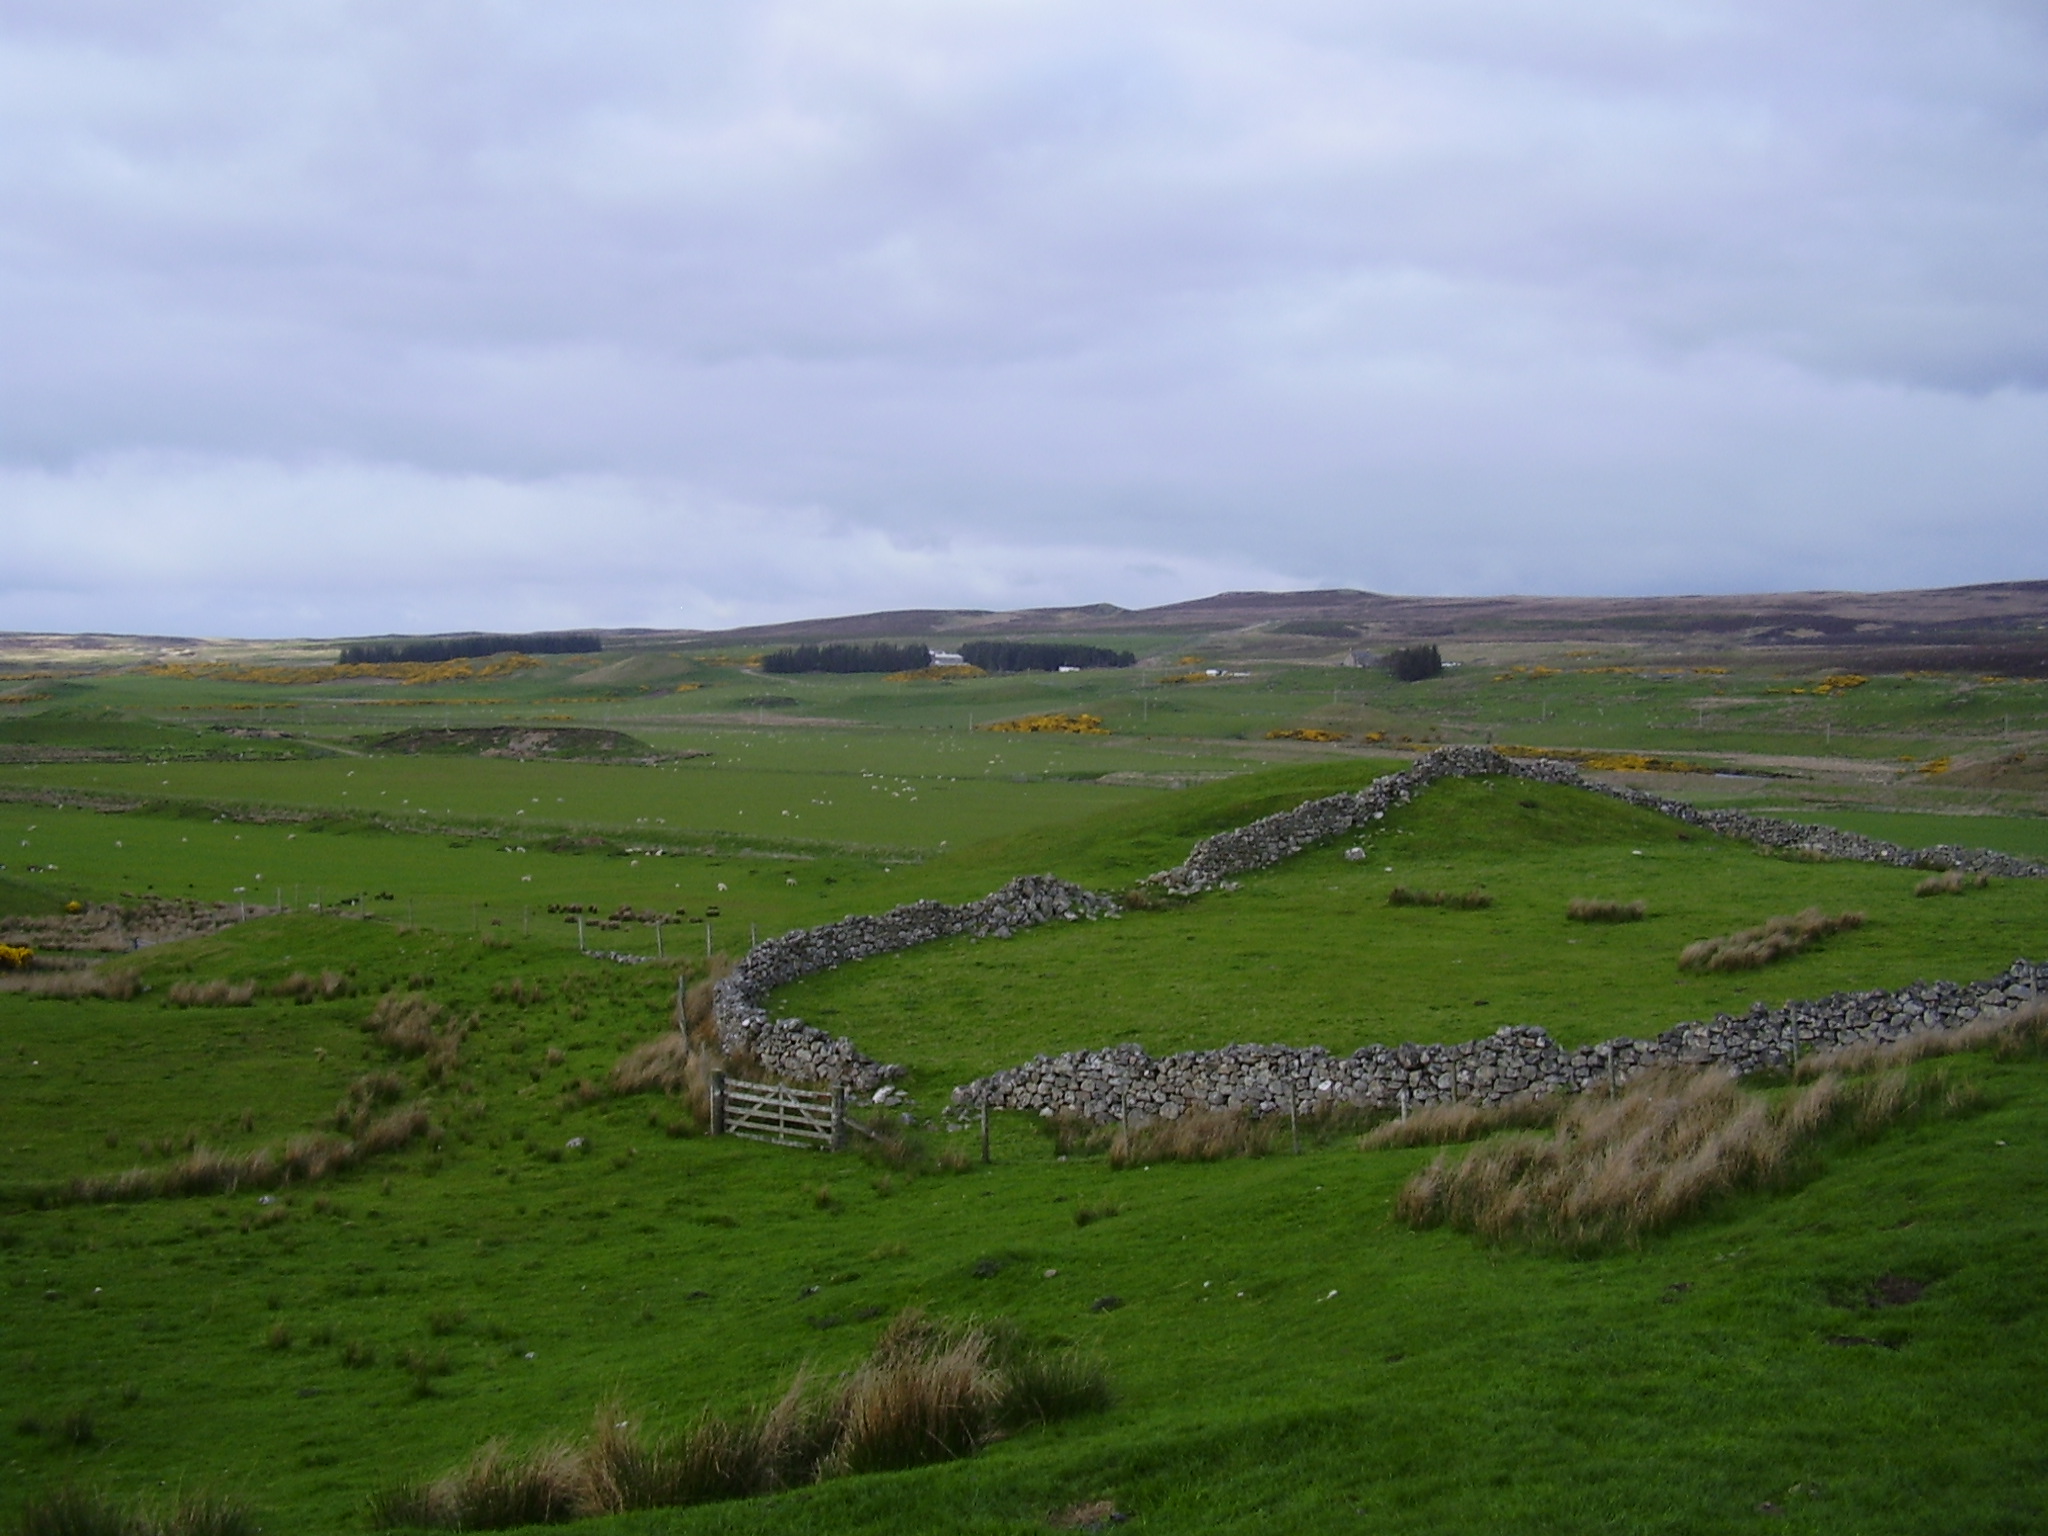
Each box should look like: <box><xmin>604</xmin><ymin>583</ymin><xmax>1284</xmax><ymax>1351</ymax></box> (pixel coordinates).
<box><xmin>772</xmin><ymin>775</ymin><xmax>2047</xmax><ymax>1089</ymax></box>
<box><xmin>365</xmin><ymin>727</ymin><xmax>665</xmax><ymax>762</ymax></box>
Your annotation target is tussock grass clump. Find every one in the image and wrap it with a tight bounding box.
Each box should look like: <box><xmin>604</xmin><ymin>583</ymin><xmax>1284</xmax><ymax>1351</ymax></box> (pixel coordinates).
<box><xmin>608</xmin><ymin>1033</ymin><xmax>723</xmax><ymax>1127</ymax></box>
<box><xmin>363</xmin><ymin>992</ymin><xmax>467</xmax><ymax>1083</ymax></box>
<box><xmin>0</xmin><ymin>968</ymin><xmax>142</xmax><ymax>1000</ymax></box>
<box><xmin>1038</xmin><ymin>1114</ymin><xmax>1118</xmax><ymax>1159</ymax></box>
<box><xmin>15</xmin><ymin>1487</ymin><xmax>257</xmax><ymax>1536</ymax></box>
<box><xmin>1388</xmin><ymin>886</ymin><xmax>1493</xmax><ymax>910</ymax></box>
<box><xmin>364</xmin><ymin>991</ymin><xmax>446</xmax><ymax>1053</ymax></box>
<box><xmin>850</xmin><ymin>1117</ymin><xmax>930</xmax><ymax>1172</ymax></box>
<box><xmin>166</xmin><ymin>979</ymin><xmax>255</xmax><ymax>1008</ymax></box>
<box><xmin>1395</xmin><ymin>1064</ymin><xmax>1975</xmax><ymax>1251</ymax></box>
<box><xmin>1677</xmin><ymin>907</ymin><xmax>1864</xmax><ymax>972</ymax></box>
<box><xmin>63</xmin><ymin>1105</ymin><xmax>434</xmax><ymax>1205</ymax></box>
<box><xmin>271</xmin><ymin>969</ymin><xmax>349</xmax><ymax>1002</ymax></box>
<box><xmin>1109</xmin><ymin>1109</ymin><xmax>1280</xmax><ymax>1168</ymax></box>
<box><xmin>1795</xmin><ymin>1000</ymin><xmax>2048</xmax><ymax>1079</ymax></box>
<box><xmin>1914</xmin><ymin>869</ymin><xmax>1988</xmax><ymax>897</ymax></box>
<box><xmin>1359</xmin><ymin>1093</ymin><xmax>1564</xmax><ymax>1150</ymax></box>
<box><xmin>608</xmin><ymin>1032</ymin><xmax>692</xmax><ymax>1093</ymax></box>
<box><xmin>334</xmin><ymin>1072</ymin><xmax>407</xmax><ymax>1133</ymax></box>
<box><xmin>1567</xmin><ymin>898</ymin><xmax>1646</xmax><ymax>923</ymax></box>
<box><xmin>369</xmin><ymin>1309</ymin><xmax>1107</xmax><ymax>1529</ymax></box>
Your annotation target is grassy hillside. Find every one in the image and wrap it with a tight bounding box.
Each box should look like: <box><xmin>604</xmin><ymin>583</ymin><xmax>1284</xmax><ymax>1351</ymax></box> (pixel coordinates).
<box><xmin>3</xmin><ymin>657</ymin><xmax>2046</xmax><ymax>1534</ymax></box>
<box><xmin>778</xmin><ymin>775</ymin><xmax>2048</xmax><ymax>1090</ymax></box>
<box><xmin>2</xmin><ymin>907</ymin><xmax>2042</xmax><ymax>1533</ymax></box>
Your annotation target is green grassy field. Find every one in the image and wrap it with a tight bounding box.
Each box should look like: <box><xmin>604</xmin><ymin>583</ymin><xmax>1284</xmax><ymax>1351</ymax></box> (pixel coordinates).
<box><xmin>3</xmin><ymin>908</ymin><xmax>2044</xmax><ymax>1534</ymax></box>
<box><xmin>2</xmin><ymin>650</ymin><xmax>2045</xmax><ymax>1534</ymax></box>
<box><xmin>773</xmin><ymin>776</ymin><xmax>2048</xmax><ymax>1093</ymax></box>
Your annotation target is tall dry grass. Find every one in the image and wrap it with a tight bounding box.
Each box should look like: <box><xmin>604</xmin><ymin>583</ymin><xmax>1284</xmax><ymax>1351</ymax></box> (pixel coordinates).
<box><xmin>1395</xmin><ymin>1064</ymin><xmax>1974</xmax><ymax>1251</ymax></box>
<box><xmin>62</xmin><ymin>1104</ymin><xmax>434</xmax><ymax>1205</ymax></box>
<box><xmin>680</xmin><ymin>954</ymin><xmax>735</xmax><ymax>1034</ymax></box>
<box><xmin>1567</xmin><ymin>898</ymin><xmax>1646</xmax><ymax>923</ymax></box>
<box><xmin>1107</xmin><ymin>1108</ymin><xmax>1281</xmax><ymax>1168</ymax></box>
<box><xmin>333</xmin><ymin>1072</ymin><xmax>407</xmax><ymax>1134</ymax></box>
<box><xmin>363</xmin><ymin>992</ymin><xmax>466</xmax><ymax>1083</ymax></box>
<box><xmin>15</xmin><ymin>1487</ymin><xmax>256</xmax><ymax>1536</ymax></box>
<box><xmin>1359</xmin><ymin>1092</ymin><xmax>1564</xmax><ymax>1150</ymax></box>
<box><xmin>1914</xmin><ymin>869</ymin><xmax>1987</xmax><ymax>897</ymax></box>
<box><xmin>0</xmin><ymin>968</ymin><xmax>142</xmax><ymax>1000</ymax></box>
<box><xmin>369</xmin><ymin>1309</ymin><xmax>1108</xmax><ymax>1529</ymax></box>
<box><xmin>1678</xmin><ymin>907</ymin><xmax>1864</xmax><ymax>972</ymax></box>
<box><xmin>1388</xmin><ymin>886</ymin><xmax>1493</xmax><ymax>909</ymax></box>
<box><xmin>608</xmin><ymin>1031</ymin><xmax>722</xmax><ymax>1127</ymax></box>
<box><xmin>167</xmin><ymin>979</ymin><xmax>256</xmax><ymax>1008</ymax></box>
<box><xmin>270</xmin><ymin>969</ymin><xmax>349</xmax><ymax>1002</ymax></box>
<box><xmin>1794</xmin><ymin>999</ymin><xmax>2048</xmax><ymax>1079</ymax></box>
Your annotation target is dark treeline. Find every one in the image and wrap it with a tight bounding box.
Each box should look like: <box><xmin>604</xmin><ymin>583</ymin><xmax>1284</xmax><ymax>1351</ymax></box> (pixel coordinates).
<box><xmin>340</xmin><ymin>633</ymin><xmax>603</xmax><ymax>665</ymax></box>
<box><xmin>758</xmin><ymin>641</ymin><xmax>931</xmax><ymax>674</ymax></box>
<box><xmin>1385</xmin><ymin>643</ymin><xmax>1444</xmax><ymax>682</ymax></box>
<box><xmin>959</xmin><ymin>641</ymin><xmax>1137</xmax><ymax>672</ymax></box>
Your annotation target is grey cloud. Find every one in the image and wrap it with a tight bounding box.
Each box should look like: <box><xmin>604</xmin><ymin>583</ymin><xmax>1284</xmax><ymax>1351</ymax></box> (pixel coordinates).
<box><xmin>1</xmin><ymin>0</ymin><xmax>2044</xmax><ymax>632</ymax></box>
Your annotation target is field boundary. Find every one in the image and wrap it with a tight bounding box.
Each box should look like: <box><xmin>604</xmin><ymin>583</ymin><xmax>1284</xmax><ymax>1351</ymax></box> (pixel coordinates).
<box><xmin>710</xmin><ymin>1071</ymin><xmax>847</xmax><ymax>1149</ymax></box>
<box><xmin>721</xmin><ymin>746</ymin><xmax>2048</xmax><ymax>1104</ymax></box>
<box><xmin>950</xmin><ymin>961</ymin><xmax>2045</xmax><ymax>1124</ymax></box>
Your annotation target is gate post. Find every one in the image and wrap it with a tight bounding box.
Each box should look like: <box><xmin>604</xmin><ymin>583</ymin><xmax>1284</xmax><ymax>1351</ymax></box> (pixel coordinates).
<box><xmin>830</xmin><ymin>1084</ymin><xmax>847</xmax><ymax>1152</ymax></box>
<box><xmin>710</xmin><ymin>1071</ymin><xmax>726</xmax><ymax>1137</ymax></box>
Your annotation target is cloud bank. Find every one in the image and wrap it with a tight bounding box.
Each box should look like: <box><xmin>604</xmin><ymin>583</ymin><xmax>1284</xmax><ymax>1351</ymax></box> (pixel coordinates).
<box><xmin>3</xmin><ymin>0</ymin><xmax>2045</xmax><ymax>633</ymax></box>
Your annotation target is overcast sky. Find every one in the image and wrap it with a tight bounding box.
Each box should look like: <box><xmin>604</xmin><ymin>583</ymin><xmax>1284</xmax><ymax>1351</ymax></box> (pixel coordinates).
<box><xmin>4</xmin><ymin>0</ymin><xmax>2045</xmax><ymax>637</ymax></box>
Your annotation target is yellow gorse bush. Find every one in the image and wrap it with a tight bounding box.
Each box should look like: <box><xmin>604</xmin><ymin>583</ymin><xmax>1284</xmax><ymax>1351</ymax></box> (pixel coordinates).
<box><xmin>979</xmin><ymin>713</ymin><xmax>1109</xmax><ymax>735</ymax></box>
<box><xmin>1498</xmin><ymin>745</ymin><xmax>1708</xmax><ymax>774</ymax></box>
<box><xmin>0</xmin><ymin>943</ymin><xmax>34</xmax><ymax>970</ymax></box>
<box><xmin>1265</xmin><ymin>728</ymin><xmax>1346</xmax><ymax>742</ymax></box>
<box><xmin>144</xmin><ymin>655</ymin><xmax>542</xmax><ymax>686</ymax></box>
<box><xmin>886</xmin><ymin>665</ymin><xmax>987</xmax><ymax>682</ymax></box>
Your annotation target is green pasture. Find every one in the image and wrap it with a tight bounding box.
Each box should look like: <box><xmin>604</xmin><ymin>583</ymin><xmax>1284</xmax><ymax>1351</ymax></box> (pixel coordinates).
<box><xmin>1768</xmin><ymin>808</ymin><xmax>2048</xmax><ymax>863</ymax></box>
<box><xmin>0</xmin><ymin>726</ymin><xmax>1273</xmax><ymax>861</ymax></box>
<box><xmin>1</xmin><ymin>906</ymin><xmax>2043</xmax><ymax>1534</ymax></box>
<box><xmin>774</xmin><ymin>775</ymin><xmax>2048</xmax><ymax>1093</ymax></box>
<box><xmin>14</xmin><ymin>647</ymin><xmax>2042</xmax><ymax>771</ymax></box>
<box><xmin>2</xmin><ymin>649</ymin><xmax>2045</xmax><ymax>1533</ymax></box>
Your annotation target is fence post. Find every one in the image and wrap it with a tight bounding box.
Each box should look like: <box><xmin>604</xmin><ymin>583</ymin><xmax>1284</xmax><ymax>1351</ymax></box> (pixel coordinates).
<box><xmin>831</xmin><ymin>1084</ymin><xmax>847</xmax><ymax>1152</ymax></box>
<box><xmin>980</xmin><ymin>1101</ymin><xmax>992</xmax><ymax>1164</ymax></box>
<box><xmin>710</xmin><ymin>1071</ymin><xmax>726</xmax><ymax>1137</ymax></box>
<box><xmin>1289</xmin><ymin>1087</ymin><xmax>1300</xmax><ymax>1155</ymax></box>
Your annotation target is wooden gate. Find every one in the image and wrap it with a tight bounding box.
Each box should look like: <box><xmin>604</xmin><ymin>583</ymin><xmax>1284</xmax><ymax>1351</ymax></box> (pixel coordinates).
<box><xmin>710</xmin><ymin>1072</ymin><xmax>846</xmax><ymax>1150</ymax></box>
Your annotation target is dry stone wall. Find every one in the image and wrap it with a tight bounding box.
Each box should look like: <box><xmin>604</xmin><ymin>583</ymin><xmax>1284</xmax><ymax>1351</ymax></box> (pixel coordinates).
<box><xmin>711</xmin><ymin>874</ymin><xmax>1117</xmax><ymax>1090</ymax></box>
<box><xmin>1147</xmin><ymin>744</ymin><xmax>2048</xmax><ymax>896</ymax></box>
<box><xmin>950</xmin><ymin>961</ymin><xmax>2047</xmax><ymax>1122</ymax></box>
<box><xmin>712</xmin><ymin>743</ymin><xmax>2047</xmax><ymax>1100</ymax></box>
